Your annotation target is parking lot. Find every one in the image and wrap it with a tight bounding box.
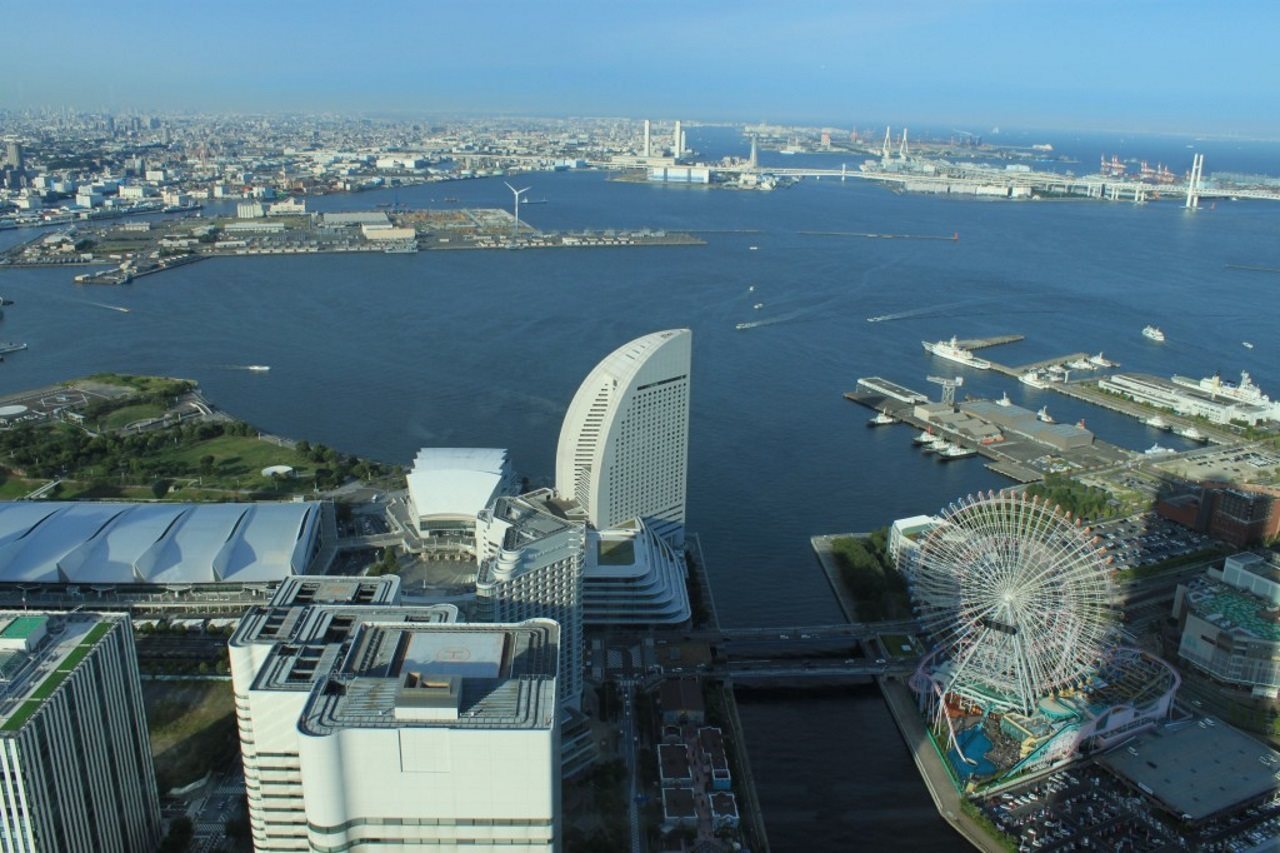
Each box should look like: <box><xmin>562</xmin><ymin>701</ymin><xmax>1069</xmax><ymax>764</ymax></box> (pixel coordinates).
<box><xmin>1093</xmin><ymin>512</ymin><xmax>1216</xmax><ymax>571</ymax></box>
<box><xmin>978</xmin><ymin>763</ymin><xmax>1280</xmax><ymax>852</ymax></box>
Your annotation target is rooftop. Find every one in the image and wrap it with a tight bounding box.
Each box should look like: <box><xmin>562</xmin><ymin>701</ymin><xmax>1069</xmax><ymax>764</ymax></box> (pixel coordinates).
<box><xmin>1184</xmin><ymin>578</ymin><xmax>1280</xmax><ymax>642</ymax></box>
<box><xmin>298</xmin><ymin>621</ymin><xmax>558</xmax><ymax>734</ymax></box>
<box><xmin>407</xmin><ymin>447</ymin><xmax>514</xmax><ymax>521</ymax></box>
<box><xmin>1098</xmin><ymin>718</ymin><xmax>1280</xmax><ymax>821</ymax></box>
<box><xmin>0</xmin><ymin>612</ymin><xmax>120</xmax><ymax>733</ymax></box>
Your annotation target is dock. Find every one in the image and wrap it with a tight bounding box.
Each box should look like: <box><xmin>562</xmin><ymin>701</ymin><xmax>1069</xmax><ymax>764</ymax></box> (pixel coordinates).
<box><xmin>953</xmin><ymin>334</ymin><xmax>1024</xmax><ymax>351</ymax></box>
<box><xmin>987</xmin><ymin>352</ymin><xmax>1090</xmax><ymax>378</ymax></box>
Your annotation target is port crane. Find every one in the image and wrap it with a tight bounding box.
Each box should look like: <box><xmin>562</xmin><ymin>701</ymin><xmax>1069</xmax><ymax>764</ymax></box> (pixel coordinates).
<box><xmin>927</xmin><ymin>375</ymin><xmax>963</xmax><ymax>408</ymax></box>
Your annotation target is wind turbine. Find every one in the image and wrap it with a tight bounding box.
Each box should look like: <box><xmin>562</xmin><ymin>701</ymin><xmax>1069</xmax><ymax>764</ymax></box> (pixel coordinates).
<box><xmin>504</xmin><ymin>181</ymin><xmax>531</xmax><ymax>236</ymax></box>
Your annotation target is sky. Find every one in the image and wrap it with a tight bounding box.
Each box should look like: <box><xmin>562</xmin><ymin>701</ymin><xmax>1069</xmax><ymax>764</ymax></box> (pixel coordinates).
<box><xmin>3</xmin><ymin>0</ymin><xmax>1278</xmax><ymax>134</ymax></box>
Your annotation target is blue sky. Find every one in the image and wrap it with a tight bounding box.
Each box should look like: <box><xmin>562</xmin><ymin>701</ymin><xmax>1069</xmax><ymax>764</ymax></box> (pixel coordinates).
<box><xmin>4</xmin><ymin>0</ymin><xmax>1277</xmax><ymax>134</ymax></box>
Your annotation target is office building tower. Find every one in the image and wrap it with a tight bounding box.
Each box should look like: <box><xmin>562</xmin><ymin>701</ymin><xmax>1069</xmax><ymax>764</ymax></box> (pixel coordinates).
<box><xmin>475</xmin><ymin>489</ymin><xmax>584</xmax><ymax>710</ymax></box>
<box><xmin>4</xmin><ymin>142</ymin><xmax>22</xmax><ymax>171</ymax></box>
<box><xmin>230</xmin><ymin>577</ymin><xmax>559</xmax><ymax>851</ymax></box>
<box><xmin>0</xmin><ymin>612</ymin><xmax>161</xmax><ymax>852</ymax></box>
<box><xmin>643</xmin><ymin>119</ymin><xmax>651</xmax><ymax>157</ymax></box>
<box><xmin>673</xmin><ymin>120</ymin><xmax>683</xmax><ymax>157</ymax></box>
<box><xmin>556</xmin><ymin>329</ymin><xmax>691</xmax><ymax>546</ymax></box>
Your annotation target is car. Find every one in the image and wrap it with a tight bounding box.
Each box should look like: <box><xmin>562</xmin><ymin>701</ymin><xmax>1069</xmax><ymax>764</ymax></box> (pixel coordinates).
<box><xmin>875</xmin><ymin>658</ymin><xmax>886</xmax><ymax>665</ymax></box>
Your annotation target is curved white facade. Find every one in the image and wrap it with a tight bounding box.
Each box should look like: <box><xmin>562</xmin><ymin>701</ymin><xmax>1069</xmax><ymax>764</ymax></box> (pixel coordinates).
<box><xmin>556</xmin><ymin>329</ymin><xmax>691</xmax><ymax>546</ymax></box>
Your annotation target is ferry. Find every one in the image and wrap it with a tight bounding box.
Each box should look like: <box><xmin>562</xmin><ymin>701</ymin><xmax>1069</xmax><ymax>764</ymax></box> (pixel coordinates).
<box><xmin>867</xmin><ymin>412</ymin><xmax>896</xmax><ymax>427</ymax></box>
<box><xmin>1037</xmin><ymin>406</ymin><xmax>1055</xmax><ymax>424</ymax></box>
<box><xmin>921</xmin><ymin>337</ymin><xmax>991</xmax><ymax>370</ymax></box>
<box><xmin>1145</xmin><ymin>415</ymin><xmax>1171</xmax><ymax>430</ymax></box>
<box><xmin>1142</xmin><ymin>325</ymin><xmax>1166</xmax><ymax>342</ymax></box>
<box><xmin>1172</xmin><ymin>371</ymin><xmax>1274</xmax><ymax>412</ymax></box>
<box><xmin>912</xmin><ymin>429</ymin><xmax>936</xmax><ymax>445</ymax></box>
<box><xmin>1019</xmin><ymin>371</ymin><xmax>1048</xmax><ymax>389</ymax></box>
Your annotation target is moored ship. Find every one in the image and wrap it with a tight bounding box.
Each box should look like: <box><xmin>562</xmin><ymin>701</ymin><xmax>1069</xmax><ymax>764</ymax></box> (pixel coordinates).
<box><xmin>921</xmin><ymin>336</ymin><xmax>991</xmax><ymax>370</ymax></box>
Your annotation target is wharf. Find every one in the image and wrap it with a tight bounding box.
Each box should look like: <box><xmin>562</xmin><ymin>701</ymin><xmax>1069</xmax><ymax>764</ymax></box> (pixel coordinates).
<box><xmin>987</xmin><ymin>352</ymin><xmax>1089</xmax><ymax>378</ymax></box>
<box><xmin>846</xmin><ymin>384</ymin><xmax>1131</xmax><ymax>482</ymax></box>
<box><xmin>953</xmin><ymin>334</ymin><xmax>1023</xmax><ymax>351</ymax></box>
<box><xmin>1036</xmin><ymin>380</ymin><xmax>1240</xmax><ymax>445</ymax></box>
<box><xmin>810</xmin><ymin>533</ymin><xmax>863</xmax><ymax>622</ymax></box>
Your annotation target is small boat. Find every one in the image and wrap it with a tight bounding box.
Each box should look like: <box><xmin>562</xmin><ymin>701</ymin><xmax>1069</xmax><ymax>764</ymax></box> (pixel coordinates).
<box><xmin>1037</xmin><ymin>406</ymin><xmax>1055</xmax><ymax>424</ymax></box>
<box><xmin>996</xmin><ymin>392</ymin><xmax>1012</xmax><ymax>407</ymax></box>
<box><xmin>1145</xmin><ymin>415</ymin><xmax>1171</xmax><ymax>430</ymax></box>
<box><xmin>925</xmin><ymin>438</ymin><xmax>953</xmax><ymax>455</ymax></box>
<box><xmin>1144</xmin><ymin>443</ymin><xmax>1176</xmax><ymax>456</ymax></box>
<box><xmin>748</xmin><ymin>246</ymin><xmax>759</xmax><ymax>251</ymax></box>
<box><xmin>747</xmin><ymin>285</ymin><xmax>755</xmax><ymax>293</ymax></box>
<box><xmin>1019</xmin><ymin>371</ymin><xmax>1048</xmax><ymax>389</ymax></box>
<box><xmin>1176</xmin><ymin>426</ymin><xmax>1208</xmax><ymax>442</ymax></box>
<box><xmin>939</xmin><ymin>444</ymin><xmax>977</xmax><ymax>460</ymax></box>
<box><xmin>246</xmin><ymin>365</ymin><xmax>270</xmax><ymax>372</ymax></box>
<box><xmin>1142</xmin><ymin>325</ymin><xmax>1165</xmax><ymax>342</ymax></box>
<box><xmin>753</xmin><ymin>303</ymin><xmax>764</xmax><ymax>310</ymax></box>
<box><xmin>867</xmin><ymin>412</ymin><xmax>896</xmax><ymax>427</ymax></box>
<box><xmin>1243</xmin><ymin>341</ymin><xmax>1254</xmax><ymax>349</ymax></box>
<box><xmin>912</xmin><ymin>429</ymin><xmax>936</xmax><ymax>445</ymax></box>
<box><xmin>1067</xmin><ymin>358</ymin><xmax>1094</xmax><ymax>371</ymax></box>
<box><xmin>1088</xmin><ymin>352</ymin><xmax>1118</xmax><ymax>368</ymax></box>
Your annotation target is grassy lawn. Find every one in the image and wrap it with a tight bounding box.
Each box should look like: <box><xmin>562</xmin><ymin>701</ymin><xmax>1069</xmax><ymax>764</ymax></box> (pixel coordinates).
<box><xmin>144</xmin><ymin>435</ymin><xmax>315</xmax><ymax>491</ymax></box>
<box><xmin>880</xmin><ymin>633</ymin><xmax>919</xmax><ymax>657</ymax></box>
<box><xmin>0</xmin><ymin>471</ymin><xmax>43</xmax><ymax>499</ymax></box>
<box><xmin>55</xmin><ymin>481</ymin><xmax>157</xmax><ymax>501</ymax></box>
<box><xmin>145</xmin><ymin>680</ymin><xmax>238</xmax><ymax>792</ymax></box>
<box><xmin>83</xmin><ymin>373</ymin><xmax>191</xmax><ymax>395</ymax></box>
<box><xmin>100</xmin><ymin>403</ymin><xmax>167</xmax><ymax>431</ymax></box>
<box><xmin>597</xmin><ymin>538</ymin><xmax>636</xmax><ymax>566</ymax></box>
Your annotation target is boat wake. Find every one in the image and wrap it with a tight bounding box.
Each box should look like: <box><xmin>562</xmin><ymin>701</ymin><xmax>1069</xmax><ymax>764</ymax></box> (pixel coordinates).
<box><xmin>866</xmin><ymin>300</ymin><xmax>970</xmax><ymax>323</ymax></box>
<box><xmin>84</xmin><ymin>301</ymin><xmax>130</xmax><ymax>313</ymax></box>
<box><xmin>735</xmin><ymin>308</ymin><xmax>808</xmax><ymax>331</ymax></box>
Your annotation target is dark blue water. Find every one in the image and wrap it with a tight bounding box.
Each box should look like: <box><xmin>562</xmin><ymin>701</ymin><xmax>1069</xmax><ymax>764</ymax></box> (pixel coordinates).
<box><xmin>2</xmin><ymin>144</ymin><xmax>1278</xmax><ymax>849</ymax></box>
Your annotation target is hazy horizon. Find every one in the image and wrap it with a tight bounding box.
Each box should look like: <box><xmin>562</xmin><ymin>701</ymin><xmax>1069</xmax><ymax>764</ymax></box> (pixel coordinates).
<box><xmin>3</xmin><ymin>0</ymin><xmax>1277</xmax><ymax>136</ymax></box>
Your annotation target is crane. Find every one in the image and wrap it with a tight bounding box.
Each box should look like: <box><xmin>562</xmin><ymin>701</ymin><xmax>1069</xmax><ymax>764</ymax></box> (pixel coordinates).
<box><xmin>927</xmin><ymin>375</ymin><xmax>963</xmax><ymax>408</ymax></box>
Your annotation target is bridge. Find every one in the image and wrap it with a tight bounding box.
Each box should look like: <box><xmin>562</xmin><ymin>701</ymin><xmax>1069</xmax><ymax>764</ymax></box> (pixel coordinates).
<box><xmin>707</xmin><ymin>617</ymin><xmax>919</xmax><ymax>643</ymax></box>
<box><xmin>724</xmin><ymin>658</ymin><xmax>918</xmax><ymax>680</ymax></box>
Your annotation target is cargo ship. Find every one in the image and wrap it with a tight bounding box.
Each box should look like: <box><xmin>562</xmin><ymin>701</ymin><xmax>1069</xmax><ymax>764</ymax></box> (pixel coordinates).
<box><xmin>922</xmin><ymin>337</ymin><xmax>991</xmax><ymax>370</ymax></box>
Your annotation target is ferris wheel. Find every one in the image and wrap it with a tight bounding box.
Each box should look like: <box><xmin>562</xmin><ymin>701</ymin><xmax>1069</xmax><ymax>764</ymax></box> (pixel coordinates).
<box><xmin>911</xmin><ymin>491</ymin><xmax>1116</xmax><ymax>713</ymax></box>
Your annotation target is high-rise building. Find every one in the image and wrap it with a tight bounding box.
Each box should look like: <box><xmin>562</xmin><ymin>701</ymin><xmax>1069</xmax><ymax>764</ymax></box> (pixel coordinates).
<box><xmin>4</xmin><ymin>142</ymin><xmax>22</xmax><ymax>171</ymax></box>
<box><xmin>0</xmin><ymin>612</ymin><xmax>161</xmax><ymax>852</ymax></box>
<box><xmin>643</xmin><ymin>119</ymin><xmax>651</xmax><ymax>157</ymax></box>
<box><xmin>230</xmin><ymin>577</ymin><xmax>560</xmax><ymax>852</ymax></box>
<box><xmin>673</xmin><ymin>120</ymin><xmax>683</xmax><ymax>157</ymax></box>
<box><xmin>556</xmin><ymin>329</ymin><xmax>691</xmax><ymax>546</ymax></box>
<box><xmin>475</xmin><ymin>489</ymin><xmax>584</xmax><ymax>710</ymax></box>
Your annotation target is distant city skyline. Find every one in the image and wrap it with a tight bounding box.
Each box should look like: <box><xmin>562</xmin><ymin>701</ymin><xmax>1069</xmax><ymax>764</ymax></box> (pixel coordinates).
<box><xmin>4</xmin><ymin>0</ymin><xmax>1277</xmax><ymax>135</ymax></box>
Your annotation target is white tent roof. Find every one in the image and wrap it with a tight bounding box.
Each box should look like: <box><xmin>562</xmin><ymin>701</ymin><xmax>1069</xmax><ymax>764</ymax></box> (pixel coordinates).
<box><xmin>407</xmin><ymin>448</ymin><xmax>513</xmax><ymax>521</ymax></box>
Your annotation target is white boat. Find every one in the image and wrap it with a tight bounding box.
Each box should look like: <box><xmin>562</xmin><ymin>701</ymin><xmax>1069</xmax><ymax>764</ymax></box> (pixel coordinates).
<box><xmin>1176</xmin><ymin>426</ymin><xmax>1208</xmax><ymax>442</ymax></box>
<box><xmin>1145</xmin><ymin>415</ymin><xmax>1171</xmax><ymax>430</ymax></box>
<box><xmin>939</xmin><ymin>444</ymin><xmax>977</xmax><ymax>460</ymax></box>
<box><xmin>1088</xmin><ymin>352</ymin><xmax>1118</xmax><ymax>368</ymax></box>
<box><xmin>1067</xmin><ymin>358</ymin><xmax>1094</xmax><ymax>371</ymax></box>
<box><xmin>748</xmin><ymin>246</ymin><xmax>759</xmax><ymax>251</ymax></box>
<box><xmin>1142</xmin><ymin>325</ymin><xmax>1165</xmax><ymax>342</ymax></box>
<box><xmin>1243</xmin><ymin>341</ymin><xmax>1254</xmax><ymax>349</ymax></box>
<box><xmin>1172</xmin><ymin>372</ymin><xmax>1276</xmax><ymax>419</ymax></box>
<box><xmin>1037</xmin><ymin>406</ymin><xmax>1055</xmax><ymax>424</ymax></box>
<box><xmin>996</xmin><ymin>392</ymin><xmax>1012</xmax><ymax>407</ymax></box>
<box><xmin>753</xmin><ymin>303</ymin><xmax>764</xmax><ymax>310</ymax></box>
<box><xmin>1144</xmin><ymin>443</ymin><xmax>1176</xmax><ymax>456</ymax></box>
<box><xmin>922</xmin><ymin>438</ymin><xmax>951</xmax><ymax>455</ymax></box>
<box><xmin>246</xmin><ymin>365</ymin><xmax>271</xmax><ymax>372</ymax></box>
<box><xmin>921</xmin><ymin>336</ymin><xmax>991</xmax><ymax>370</ymax></box>
<box><xmin>867</xmin><ymin>412</ymin><xmax>896</xmax><ymax>426</ymax></box>
<box><xmin>912</xmin><ymin>429</ymin><xmax>936</xmax><ymax>445</ymax></box>
<box><xmin>1019</xmin><ymin>371</ymin><xmax>1048</xmax><ymax>389</ymax></box>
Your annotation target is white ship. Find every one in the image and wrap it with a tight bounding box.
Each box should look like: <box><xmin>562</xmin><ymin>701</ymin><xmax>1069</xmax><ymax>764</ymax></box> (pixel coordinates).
<box><xmin>912</xmin><ymin>429</ymin><xmax>936</xmax><ymax>445</ymax></box>
<box><xmin>1037</xmin><ymin>406</ymin><xmax>1055</xmax><ymax>424</ymax></box>
<box><xmin>1243</xmin><ymin>341</ymin><xmax>1254</xmax><ymax>349</ymax></box>
<box><xmin>1142</xmin><ymin>325</ymin><xmax>1166</xmax><ymax>342</ymax></box>
<box><xmin>1067</xmin><ymin>358</ymin><xmax>1094</xmax><ymax>371</ymax></box>
<box><xmin>996</xmin><ymin>392</ymin><xmax>1012</xmax><ymax>407</ymax></box>
<box><xmin>921</xmin><ymin>337</ymin><xmax>991</xmax><ymax>370</ymax></box>
<box><xmin>1088</xmin><ymin>352</ymin><xmax>1118</xmax><ymax>368</ymax></box>
<box><xmin>1145</xmin><ymin>415</ymin><xmax>1171</xmax><ymax>430</ymax></box>
<box><xmin>868</xmin><ymin>412</ymin><xmax>896</xmax><ymax>426</ymax></box>
<box><xmin>922</xmin><ymin>438</ymin><xmax>952</xmax><ymax>455</ymax></box>
<box><xmin>246</xmin><ymin>365</ymin><xmax>271</xmax><ymax>372</ymax></box>
<box><xmin>1173</xmin><ymin>371</ymin><xmax>1272</xmax><ymax>409</ymax></box>
<box><xmin>1144</xmin><ymin>443</ymin><xmax>1175</xmax><ymax>456</ymax></box>
<box><xmin>939</xmin><ymin>444</ymin><xmax>977</xmax><ymax>460</ymax></box>
<box><xmin>1019</xmin><ymin>371</ymin><xmax>1048</xmax><ymax>389</ymax></box>
<box><xmin>1175</xmin><ymin>425</ymin><xmax>1208</xmax><ymax>442</ymax></box>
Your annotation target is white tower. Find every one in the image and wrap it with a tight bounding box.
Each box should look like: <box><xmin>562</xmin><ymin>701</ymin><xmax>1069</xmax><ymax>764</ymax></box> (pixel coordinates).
<box><xmin>643</xmin><ymin>119</ymin><xmax>651</xmax><ymax>157</ymax></box>
<box><xmin>556</xmin><ymin>329</ymin><xmax>691</xmax><ymax>546</ymax></box>
<box><xmin>1185</xmin><ymin>152</ymin><xmax>1205</xmax><ymax>209</ymax></box>
<box><xmin>673</xmin><ymin>120</ymin><xmax>683</xmax><ymax>157</ymax></box>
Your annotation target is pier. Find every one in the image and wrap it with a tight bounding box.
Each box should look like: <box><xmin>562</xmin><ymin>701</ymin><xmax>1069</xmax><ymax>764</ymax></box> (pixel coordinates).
<box><xmin>953</xmin><ymin>334</ymin><xmax>1024</xmax><ymax>351</ymax></box>
<box><xmin>986</xmin><ymin>352</ymin><xmax>1090</xmax><ymax>378</ymax></box>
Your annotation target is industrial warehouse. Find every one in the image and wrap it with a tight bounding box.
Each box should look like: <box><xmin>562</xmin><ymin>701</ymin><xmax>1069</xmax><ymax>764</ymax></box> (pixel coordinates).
<box><xmin>0</xmin><ymin>501</ymin><xmax>321</xmax><ymax>586</ymax></box>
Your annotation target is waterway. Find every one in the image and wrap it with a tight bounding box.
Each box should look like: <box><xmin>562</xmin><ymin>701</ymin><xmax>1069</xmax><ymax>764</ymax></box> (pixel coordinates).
<box><xmin>1</xmin><ymin>126</ymin><xmax>1278</xmax><ymax>850</ymax></box>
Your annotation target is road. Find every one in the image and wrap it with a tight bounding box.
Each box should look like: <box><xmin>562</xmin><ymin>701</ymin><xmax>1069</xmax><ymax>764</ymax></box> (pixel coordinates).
<box><xmin>620</xmin><ymin>680</ymin><xmax>643</xmax><ymax>853</ymax></box>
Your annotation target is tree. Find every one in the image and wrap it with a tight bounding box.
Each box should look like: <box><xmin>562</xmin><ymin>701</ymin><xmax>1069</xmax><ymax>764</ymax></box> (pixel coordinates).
<box><xmin>199</xmin><ymin>455</ymin><xmax>215</xmax><ymax>476</ymax></box>
<box><xmin>150</xmin><ymin>479</ymin><xmax>170</xmax><ymax>499</ymax></box>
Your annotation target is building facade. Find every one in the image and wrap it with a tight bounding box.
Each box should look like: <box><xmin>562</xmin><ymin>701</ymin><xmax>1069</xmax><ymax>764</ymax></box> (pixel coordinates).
<box><xmin>0</xmin><ymin>612</ymin><xmax>161</xmax><ymax>853</ymax></box>
<box><xmin>475</xmin><ymin>490</ymin><xmax>584</xmax><ymax>710</ymax></box>
<box><xmin>555</xmin><ymin>329</ymin><xmax>691</xmax><ymax>547</ymax></box>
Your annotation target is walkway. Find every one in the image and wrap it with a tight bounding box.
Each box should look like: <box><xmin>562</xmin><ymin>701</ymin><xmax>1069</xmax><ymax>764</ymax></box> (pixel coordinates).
<box><xmin>880</xmin><ymin>679</ymin><xmax>1005</xmax><ymax>853</ymax></box>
